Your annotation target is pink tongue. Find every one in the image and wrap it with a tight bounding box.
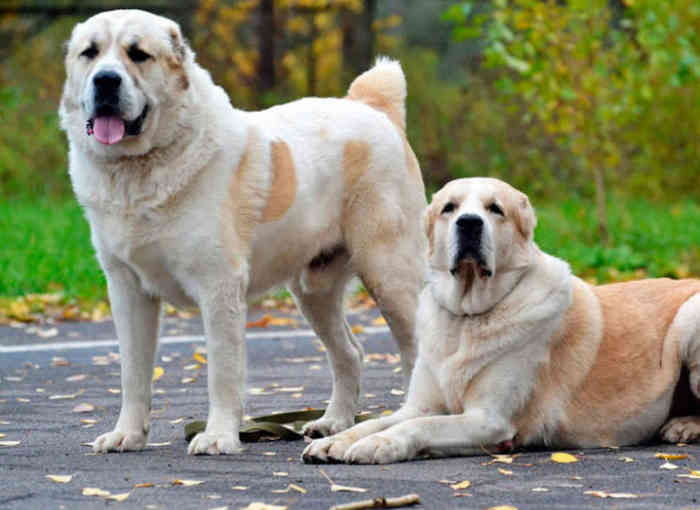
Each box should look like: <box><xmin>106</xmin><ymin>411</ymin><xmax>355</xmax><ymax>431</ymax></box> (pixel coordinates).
<box><xmin>93</xmin><ymin>116</ymin><xmax>125</xmax><ymax>145</ymax></box>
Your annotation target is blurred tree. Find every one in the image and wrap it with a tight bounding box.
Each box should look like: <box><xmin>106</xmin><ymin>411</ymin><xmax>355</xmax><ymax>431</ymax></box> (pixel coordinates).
<box><xmin>446</xmin><ymin>0</ymin><xmax>700</xmax><ymax>245</ymax></box>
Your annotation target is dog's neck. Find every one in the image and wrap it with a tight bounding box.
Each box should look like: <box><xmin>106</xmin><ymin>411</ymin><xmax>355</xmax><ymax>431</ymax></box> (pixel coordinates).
<box><xmin>429</xmin><ymin>245</ymin><xmax>563</xmax><ymax>317</ymax></box>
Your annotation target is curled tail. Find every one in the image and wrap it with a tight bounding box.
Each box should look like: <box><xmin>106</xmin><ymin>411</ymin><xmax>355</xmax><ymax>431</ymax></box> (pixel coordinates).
<box><xmin>347</xmin><ymin>56</ymin><xmax>407</xmax><ymax>131</ymax></box>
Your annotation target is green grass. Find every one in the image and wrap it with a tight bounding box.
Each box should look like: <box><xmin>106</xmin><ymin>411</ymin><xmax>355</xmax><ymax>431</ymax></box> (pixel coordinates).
<box><xmin>0</xmin><ymin>196</ymin><xmax>698</xmax><ymax>300</ymax></box>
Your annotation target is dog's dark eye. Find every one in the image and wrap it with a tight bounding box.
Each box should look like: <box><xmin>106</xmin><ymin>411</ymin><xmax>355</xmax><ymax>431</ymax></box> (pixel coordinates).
<box><xmin>441</xmin><ymin>202</ymin><xmax>456</xmax><ymax>215</ymax></box>
<box><xmin>487</xmin><ymin>203</ymin><xmax>504</xmax><ymax>216</ymax></box>
<box><xmin>80</xmin><ymin>45</ymin><xmax>98</xmax><ymax>60</ymax></box>
<box><xmin>127</xmin><ymin>45</ymin><xmax>152</xmax><ymax>63</ymax></box>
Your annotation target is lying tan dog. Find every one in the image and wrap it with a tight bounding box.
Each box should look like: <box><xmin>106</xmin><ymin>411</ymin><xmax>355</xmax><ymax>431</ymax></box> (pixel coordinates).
<box><xmin>60</xmin><ymin>10</ymin><xmax>426</xmax><ymax>455</ymax></box>
<box><xmin>303</xmin><ymin>177</ymin><xmax>700</xmax><ymax>464</ymax></box>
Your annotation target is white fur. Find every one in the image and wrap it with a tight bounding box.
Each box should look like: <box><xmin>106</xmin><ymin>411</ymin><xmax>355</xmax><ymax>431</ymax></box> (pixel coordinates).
<box><xmin>61</xmin><ymin>11</ymin><xmax>427</xmax><ymax>455</ymax></box>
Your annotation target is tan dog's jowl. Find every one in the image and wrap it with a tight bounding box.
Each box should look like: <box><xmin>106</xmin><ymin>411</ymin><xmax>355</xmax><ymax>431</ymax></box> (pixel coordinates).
<box><xmin>60</xmin><ymin>10</ymin><xmax>427</xmax><ymax>455</ymax></box>
<box><xmin>303</xmin><ymin>177</ymin><xmax>700</xmax><ymax>464</ymax></box>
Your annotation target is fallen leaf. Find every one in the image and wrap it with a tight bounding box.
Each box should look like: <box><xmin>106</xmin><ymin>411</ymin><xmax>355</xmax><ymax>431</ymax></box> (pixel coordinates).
<box><xmin>106</xmin><ymin>493</ymin><xmax>130</xmax><ymax>502</ymax></box>
<box><xmin>450</xmin><ymin>480</ymin><xmax>471</xmax><ymax>490</ymax></box>
<box><xmin>72</xmin><ymin>403</ymin><xmax>95</xmax><ymax>413</ymax></box>
<box><xmin>147</xmin><ymin>442</ymin><xmax>171</xmax><ymax>447</ymax></box>
<box><xmin>0</xmin><ymin>441</ymin><xmax>21</xmax><ymax>446</ymax></box>
<box><xmin>272</xmin><ymin>472</ymin><xmax>288</xmax><ymax>477</ymax></box>
<box><xmin>49</xmin><ymin>391</ymin><xmax>83</xmax><ymax>400</ymax></box>
<box><xmin>193</xmin><ymin>352</ymin><xmax>208</xmax><ymax>364</ymax></box>
<box><xmin>241</xmin><ymin>504</ymin><xmax>287</xmax><ymax>510</ymax></box>
<box><xmin>619</xmin><ymin>456</ymin><xmax>634</xmax><ymax>463</ymax></box>
<box><xmin>331</xmin><ymin>484</ymin><xmax>367</xmax><ymax>493</ymax></box>
<box><xmin>677</xmin><ymin>470</ymin><xmax>700</xmax><ymax>479</ymax></box>
<box><xmin>277</xmin><ymin>386</ymin><xmax>304</xmax><ymax>393</ymax></box>
<box><xmin>247</xmin><ymin>315</ymin><xmax>272</xmax><ymax>328</ymax></box>
<box><xmin>36</xmin><ymin>327</ymin><xmax>58</xmax><ymax>338</ymax></box>
<box><xmin>262</xmin><ymin>451</ymin><xmax>276</xmax><ymax>456</ymax></box>
<box><xmin>133</xmin><ymin>483</ymin><xmax>154</xmax><ymax>488</ymax></box>
<box><xmin>351</xmin><ymin>325</ymin><xmax>365</xmax><ymax>334</ymax></box>
<box><xmin>532</xmin><ymin>487</ymin><xmax>549</xmax><ymax>492</ymax></box>
<box><xmin>267</xmin><ymin>317</ymin><xmax>298</xmax><ymax>327</ymax></box>
<box><xmin>181</xmin><ymin>377</ymin><xmax>196</xmax><ymax>384</ymax></box>
<box><xmin>173</xmin><ymin>479</ymin><xmax>204</xmax><ymax>486</ymax></box>
<box><xmin>390</xmin><ymin>389</ymin><xmax>405</xmax><ymax>396</ymax></box>
<box><xmin>660</xmin><ymin>461</ymin><xmax>679</xmax><ymax>470</ymax></box>
<box><xmin>169</xmin><ymin>417</ymin><xmax>184</xmax><ymax>424</ymax></box>
<box><xmin>498</xmin><ymin>468</ymin><xmax>513</xmax><ymax>476</ymax></box>
<box><xmin>655</xmin><ymin>453</ymin><xmax>687</xmax><ymax>460</ymax></box>
<box><xmin>16</xmin><ymin>398</ymin><xmax>30</xmax><ymax>403</ymax></box>
<box><xmin>551</xmin><ymin>452</ymin><xmax>579</xmax><ymax>463</ymax></box>
<box><xmin>107</xmin><ymin>388</ymin><xmax>121</xmax><ymax>394</ymax></box>
<box><xmin>184</xmin><ymin>363</ymin><xmax>200</xmax><ymax>371</ymax></box>
<box><xmin>52</xmin><ymin>357</ymin><xmax>70</xmax><ymax>367</ymax></box>
<box><xmin>584</xmin><ymin>490</ymin><xmax>638</xmax><ymax>499</ymax></box>
<box><xmin>271</xmin><ymin>483</ymin><xmax>307</xmax><ymax>494</ymax></box>
<box><xmin>81</xmin><ymin>419</ymin><xmax>98</xmax><ymax>425</ymax></box>
<box><xmin>152</xmin><ymin>366</ymin><xmax>164</xmax><ymax>382</ymax></box>
<box><xmin>232</xmin><ymin>486</ymin><xmax>248</xmax><ymax>490</ymax></box>
<box><xmin>46</xmin><ymin>474</ymin><xmax>72</xmax><ymax>483</ymax></box>
<box><xmin>66</xmin><ymin>374</ymin><xmax>87</xmax><ymax>382</ymax></box>
<box><xmin>372</xmin><ymin>316</ymin><xmax>387</xmax><ymax>326</ymax></box>
<box><xmin>82</xmin><ymin>487</ymin><xmax>111</xmax><ymax>497</ymax></box>
<box><xmin>486</xmin><ymin>506</ymin><xmax>518</xmax><ymax>510</ymax></box>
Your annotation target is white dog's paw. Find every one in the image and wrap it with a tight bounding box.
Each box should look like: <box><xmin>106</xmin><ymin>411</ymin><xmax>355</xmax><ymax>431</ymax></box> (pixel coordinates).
<box><xmin>302</xmin><ymin>434</ymin><xmax>356</xmax><ymax>464</ymax></box>
<box><xmin>344</xmin><ymin>434</ymin><xmax>410</xmax><ymax>464</ymax></box>
<box><xmin>303</xmin><ymin>415</ymin><xmax>354</xmax><ymax>439</ymax></box>
<box><xmin>187</xmin><ymin>432</ymin><xmax>243</xmax><ymax>455</ymax></box>
<box><xmin>93</xmin><ymin>429</ymin><xmax>147</xmax><ymax>453</ymax></box>
<box><xmin>660</xmin><ymin>416</ymin><xmax>700</xmax><ymax>443</ymax></box>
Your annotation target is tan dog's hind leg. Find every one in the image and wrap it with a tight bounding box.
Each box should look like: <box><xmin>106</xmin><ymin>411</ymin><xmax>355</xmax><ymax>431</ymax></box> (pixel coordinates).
<box><xmin>661</xmin><ymin>293</ymin><xmax>700</xmax><ymax>443</ymax></box>
<box><xmin>291</xmin><ymin>264</ymin><xmax>364</xmax><ymax>438</ymax></box>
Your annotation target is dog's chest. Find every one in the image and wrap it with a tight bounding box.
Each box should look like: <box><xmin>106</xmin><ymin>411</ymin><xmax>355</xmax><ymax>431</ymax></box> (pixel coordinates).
<box><xmin>90</xmin><ymin>209</ymin><xmax>196</xmax><ymax>307</ymax></box>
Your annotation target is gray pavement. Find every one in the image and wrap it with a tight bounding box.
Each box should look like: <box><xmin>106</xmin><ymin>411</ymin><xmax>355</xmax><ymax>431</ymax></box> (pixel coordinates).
<box><xmin>1</xmin><ymin>309</ymin><xmax>699</xmax><ymax>509</ymax></box>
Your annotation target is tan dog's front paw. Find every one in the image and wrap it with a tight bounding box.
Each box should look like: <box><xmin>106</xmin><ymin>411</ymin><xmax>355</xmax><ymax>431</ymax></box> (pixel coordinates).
<box><xmin>187</xmin><ymin>432</ymin><xmax>243</xmax><ymax>455</ymax></box>
<box><xmin>302</xmin><ymin>434</ymin><xmax>356</xmax><ymax>464</ymax></box>
<box><xmin>93</xmin><ymin>429</ymin><xmax>147</xmax><ymax>453</ymax></box>
<box><xmin>302</xmin><ymin>415</ymin><xmax>354</xmax><ymax>439</ymax></box>
<box><xmin>660</xmin><ymin>416</ymin><xmax>700</xmax><ymax>443</ymax></box>
<box><xmin>344</xmin><ymin>434</ymin><xmax>411</xmax><ymax>464</ymax></box>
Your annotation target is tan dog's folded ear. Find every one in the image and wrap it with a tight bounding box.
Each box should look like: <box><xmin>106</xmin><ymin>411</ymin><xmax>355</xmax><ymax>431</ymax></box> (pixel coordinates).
<box><xmin>423</xmin><ymin>198</ymin><xmax>439</xmax><ymax>255</ymax></box>
<box><xmin>513</xmin><ymin>192</ymin><xmax>537</xmax><ymax>241</ymax></box>
<box><xmin>167</xmin><ymin>23</ymin><xmax>190</xmax><ymax>66</ymax></box>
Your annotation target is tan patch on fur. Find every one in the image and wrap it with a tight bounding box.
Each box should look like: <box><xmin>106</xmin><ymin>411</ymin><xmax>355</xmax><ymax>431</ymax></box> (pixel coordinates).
<box><xmin>347</xmin><ymin>83</ymin><xmax>404</xmax><ymax>130</ymax></box>
<box><xmin>516</xmin><ymin>278</ymin><xmax>700</xmax><ymax>447</ymax></box>
<box><xmin>343</xmin><ymin>140</ymin><xmax>370</xmax><ymax>192</ymax></box>
<box><xmin>261</xmin><ymin>140</ymin><xmax>297</xmax><ymax>222</ymax></box>
<box><xmin>402</xmin><ymin>136</ymin><xmax>423</xmax><ymax>178</ymax></box>
<box><xmin>222</xmin><ymin>128</ymin><xmax>267</xmax><ymax>265</ymax></box>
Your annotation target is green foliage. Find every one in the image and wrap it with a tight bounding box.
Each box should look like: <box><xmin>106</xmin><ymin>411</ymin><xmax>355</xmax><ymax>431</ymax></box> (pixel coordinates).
<box><xmin>0</xmin><ymin>198</ymin><xmax>105</xmax><ymax>299</ymax></box>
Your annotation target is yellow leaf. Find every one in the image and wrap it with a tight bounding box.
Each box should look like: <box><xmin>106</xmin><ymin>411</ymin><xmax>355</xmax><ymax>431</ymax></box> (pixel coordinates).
<box><xmin>351</xmin><ymin>325</ymin><xmax>365</xmax><ymax>334</ymax></box>
<box><xmin>106</xmin><ymin>493</ymin><xmax>130</xmax><ymax>502</ymax></box>
<box><xmin>82</xmin><ymin>487</ymin><xmax>111</xmax><ymax>497</ymax></box>
<box><xmin>551</xmin><ymin>452</ymin><xmax>579</xmax><ymax>463</ymax></box>
<box><xmin>241</xmin><ymin>504</ymin><xmax>287</xmax><ymax>510</ymax></box>
<box><xmin>655</xmin><ymin>453</ymin><xmax>687</xmax><ymax>460</ymax></box>
<box><xmin>498</xmin><ymin>468</ymin><xmax>513</xmax><ymax>475</ymax></box>
<box><xmin>133</xmin><ymin>483</ymin><xmax>154</xmax><ymax>488</ymax></box>
<box><xmin>173</xmin><ymin>479</ymin><xmax>204</xmax><ymax>486</ymax></box>
<box><xmin>267</xmin><ymin>317</ymin><xmax>298</xmax><ymax>327</ymax></box>
<box><xmin>331</xmin><ymin>484</ymin><xmax>367</xmax><ymax>493</ymax></box>
<box><xmin>450</xmin><ymin>480</ymin><xmax>471</xmax><ymax>490</ymax></box>
<box><xmin>193</xmin><ymin>352</ymin><xmax>207</xmax><ymax>364</ymax></box>
<box><xmin>246</xmin><ymin>314</ymin><xmax>272</xmax><ymax>328</ymax></box>
<box><xmin>372</xmin><ymin>316</ymin><xmax>387</xmax><ymax>326</ymax></box>
<box><xmin>46</xmin><ymin>474</ymin><xmax>72</xmax><ymax>483</ymax></box>
<box><xmin>152</xmin><ymin>366</ymin><xmax>164</xmax><ymax>382</ymax></box>
<box><xmin>487</xmin><ymin>507</ymin><xmax>518</xmax><ymax>510</ymax></box>
<box><xmin>72</xmin><ymin>403</ymin><xmax>95</xmax><ymax>413</ymax></box>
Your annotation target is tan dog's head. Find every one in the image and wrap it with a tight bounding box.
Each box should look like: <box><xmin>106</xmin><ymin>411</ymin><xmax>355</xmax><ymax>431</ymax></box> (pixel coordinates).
<box><xmin>60</xmin><ymin>10</ymin><xmax>192</xmax><ymax>157</ymax></box>
<box><xmin>424</xmin><ymin>178</ymin><xmax>537</xmax><ymax>313</ymax></box>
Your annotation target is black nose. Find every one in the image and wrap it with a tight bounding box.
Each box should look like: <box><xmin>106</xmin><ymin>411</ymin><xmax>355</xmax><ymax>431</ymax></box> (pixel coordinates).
<box><xmin>93</xmin><ymin>70</ymin><xmax>122</xmax><ymax>93</ymax></box>
<box><xmin>456</xmin><ymin>214</ymin><xmax>483</xmax><ymax>233</ymax></box>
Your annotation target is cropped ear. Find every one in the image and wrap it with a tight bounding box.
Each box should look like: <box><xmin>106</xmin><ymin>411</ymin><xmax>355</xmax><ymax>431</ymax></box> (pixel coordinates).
<box><xmin>513</xmin><ymin>193</ymin><xmax>537</xmax><ymax>241</ymax></box>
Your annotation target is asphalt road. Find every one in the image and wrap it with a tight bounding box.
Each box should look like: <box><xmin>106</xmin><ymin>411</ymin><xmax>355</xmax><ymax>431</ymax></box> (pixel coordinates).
<box><xmin>1</xmin><ymin>308</ymin><xmax>699</xmax><ymax>510</ymax></box>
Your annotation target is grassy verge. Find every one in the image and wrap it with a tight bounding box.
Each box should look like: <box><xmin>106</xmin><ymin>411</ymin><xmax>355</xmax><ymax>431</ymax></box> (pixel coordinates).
<box><xmin>1</xmin><ymin>195</ymin><xmax>698</xmax><ymax>304</ymax></box>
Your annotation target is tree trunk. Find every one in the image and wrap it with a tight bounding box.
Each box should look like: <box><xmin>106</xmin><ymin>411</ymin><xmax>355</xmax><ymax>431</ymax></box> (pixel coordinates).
<box><xmin>257</xmin><ymin>0</ymin><xmax>276</xmax><ymax>95</ymax></box>
<box><xmin>341</xmin><ymin>0</ymin><xmax>377</xmax><ymax>80</ymax></box>
<box><xmin>593</xmin><ymin>165</ymin><xmax>609</xmax><ymax>246</ymax></box>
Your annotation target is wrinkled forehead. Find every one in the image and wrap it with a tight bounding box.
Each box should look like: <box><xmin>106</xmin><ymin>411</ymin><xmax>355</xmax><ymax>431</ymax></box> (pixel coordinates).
<box><xmin>69</xmin><ymin>10</ymin><xmax>170</xmax><ymax>52</ymax></box>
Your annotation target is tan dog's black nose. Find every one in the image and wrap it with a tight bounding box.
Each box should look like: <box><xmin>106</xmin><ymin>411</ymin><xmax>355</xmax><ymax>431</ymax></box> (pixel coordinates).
<box><xmin>456</xmin><ymin>214</ymin><xmax>483</xmax><ymax>235</ymax></box>
<box><xmin>93</xmin><ymin>70</ymin><xmax>122</xmax><ymax>92</ymax></box>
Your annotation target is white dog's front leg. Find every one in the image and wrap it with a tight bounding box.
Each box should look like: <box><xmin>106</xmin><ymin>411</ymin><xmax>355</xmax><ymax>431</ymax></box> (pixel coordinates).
<box><xmin>188</xmin><ymin>279</ymin><xmax>247</xmax><ymax>455</ymax></box>
<box><xmin>345</xmin><ymin>407</ymin><xmax>515</xmax><ymax>464</ymax></box>
<box><xmin>93</xmin><ymin>263</ymin><xmax>160</xmax><ymax>453</ymax></box>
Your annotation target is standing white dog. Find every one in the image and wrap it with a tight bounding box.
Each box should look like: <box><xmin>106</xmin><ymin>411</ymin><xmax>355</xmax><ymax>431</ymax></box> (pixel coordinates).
<box><xmin>303</xmin><ymin>177</ymin><xmax>700</xmax><ymax>464</ymax></box>
<box><xmin>60</xmin><ymin>10</ymin><xmax>426</xmax><ymax>455</ymax></box>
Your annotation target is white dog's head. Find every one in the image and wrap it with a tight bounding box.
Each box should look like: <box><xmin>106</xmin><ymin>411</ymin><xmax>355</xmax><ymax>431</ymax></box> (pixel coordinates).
<box><xmin>423</xmin><ymin>177</ymin><xmax>537</xmax><ymax>315</ymax></box>
<box><xmin>60</xmin><ymin>10</ymin><xmax>192</xmax><ymax>158</ymax></box>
